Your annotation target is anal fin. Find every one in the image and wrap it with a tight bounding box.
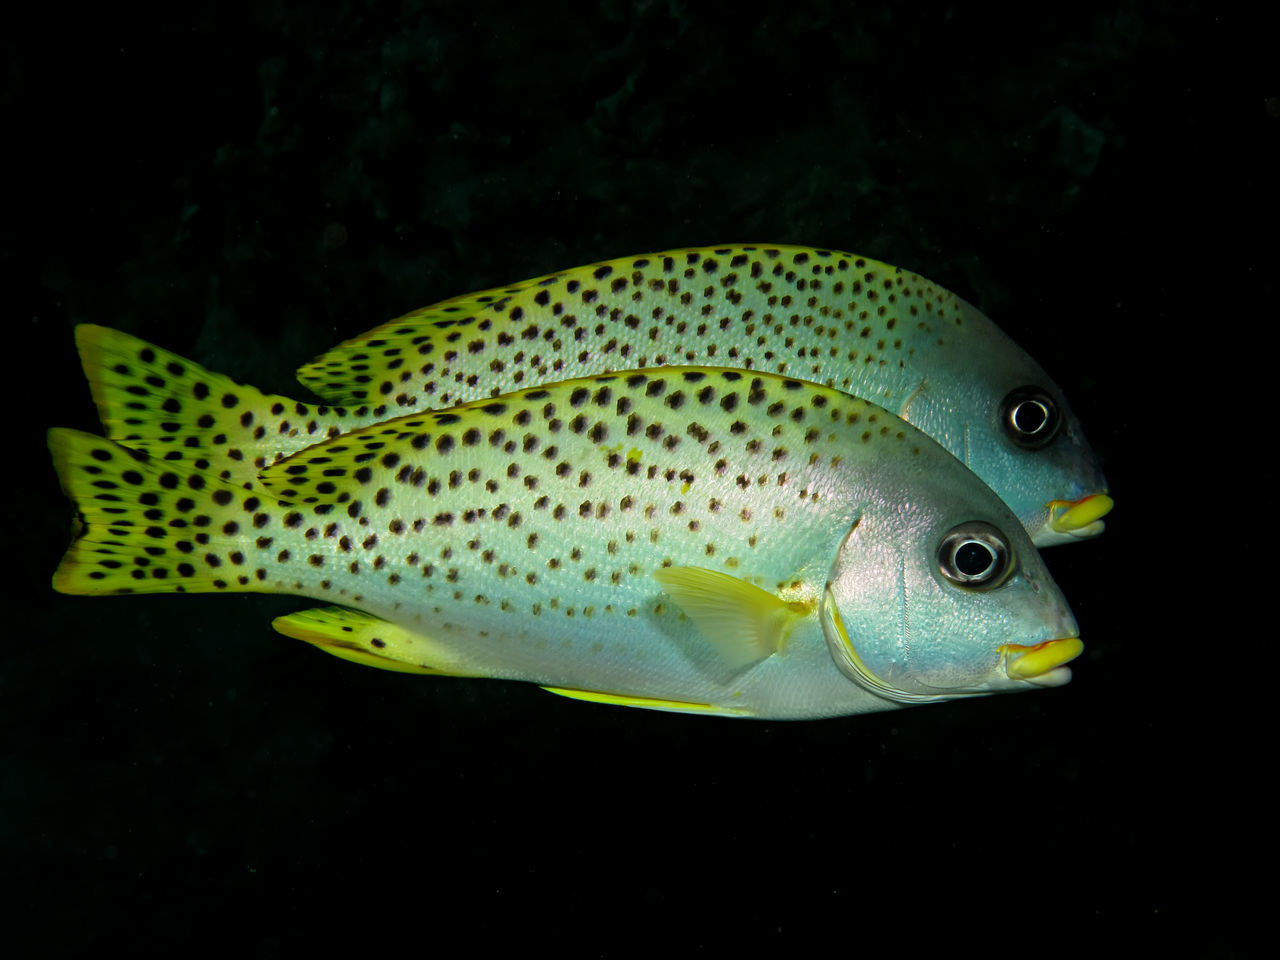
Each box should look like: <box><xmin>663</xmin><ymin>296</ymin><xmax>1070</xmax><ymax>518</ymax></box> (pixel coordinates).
<box><xmin>273</xmin><ymin>606</ymin><xmax>484</xmax><ymax>677</ymax></box>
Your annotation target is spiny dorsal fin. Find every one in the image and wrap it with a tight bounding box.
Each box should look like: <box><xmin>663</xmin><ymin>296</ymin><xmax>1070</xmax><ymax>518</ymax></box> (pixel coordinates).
<box><xmin>272</xmin><ymin>606</ymin><xmax>484</xmax><ymax>677</ymax></box>
<box><xmin>654</xmin><ymin>565</ymin><xmax>812</xmax><ymax>670</ymax></box>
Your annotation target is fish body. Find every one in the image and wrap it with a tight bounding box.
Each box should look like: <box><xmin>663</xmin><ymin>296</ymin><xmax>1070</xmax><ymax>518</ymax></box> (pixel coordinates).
<box><xmin>293</xmin><ymin>245</ymin><xmax>1111</xmax><ymax>546</ymax></box>
<box><xmin>51</xmin><ymin>327</ymin><xmax>1081</xmax><ymax>719</ymax></box>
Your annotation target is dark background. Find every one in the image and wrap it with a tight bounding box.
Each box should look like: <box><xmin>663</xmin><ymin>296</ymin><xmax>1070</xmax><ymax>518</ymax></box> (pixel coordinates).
<box><xmin>4</xmin><ymin>1</ymin><xmax>1268</xmax><ymax>954</ymax></box>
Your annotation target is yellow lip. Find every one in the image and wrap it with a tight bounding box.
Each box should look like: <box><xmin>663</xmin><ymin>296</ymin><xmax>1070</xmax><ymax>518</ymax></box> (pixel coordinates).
<box><xmin>999</xmin><ymin>637</ymin><xmax>1084</xmax><ymax>684</ymax></box>
<box><xmin>1049</xmin><ymin>494</ymin><xmax>1114</xmax><ymax>534</ymax></box>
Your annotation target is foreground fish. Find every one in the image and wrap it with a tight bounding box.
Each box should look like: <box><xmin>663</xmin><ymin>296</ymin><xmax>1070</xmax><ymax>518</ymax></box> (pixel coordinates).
<box><xmin>295</xmin><ymin>245</ymin><xmax>1111</xmax><ymax>546</ymax></box>
<box><xmin>50</xmin><ymin>327</ymin><xmax>1082</xmax><ymax>719</ymax></box>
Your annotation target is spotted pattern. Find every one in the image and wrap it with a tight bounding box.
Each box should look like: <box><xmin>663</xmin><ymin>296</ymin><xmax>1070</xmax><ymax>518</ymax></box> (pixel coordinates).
<box><xmin>53</xmin><ymin>367</ymin><xmax>917</xmax><ymax>620</ymax></box>
<box><xmin>297</xmin><ymin>245</ymin><xmax>962</xmax><ymax>410</ymax></box>
<box><xmin>51</xmin><ymin>349</ymin><xmax>1070</xmax><ymax>719</ymax></box>
<box><xmin>49</xmin><ymin>428</ymin><xmax>289</xmax><ymax>596</ymax></box>
<box><xmin>75</xmin><ymin>325</ymin><xmax>388</xmax><ymax>487</ymax></box>
<box><xmin>73</xmin><ymin>246</ymin><xmax>1107</xmax><ymax>554</ymax></box>
<box><xmin>242</xmin><ymin>368</ymin><xmax>915</xmax><ymax>627</ymax></box>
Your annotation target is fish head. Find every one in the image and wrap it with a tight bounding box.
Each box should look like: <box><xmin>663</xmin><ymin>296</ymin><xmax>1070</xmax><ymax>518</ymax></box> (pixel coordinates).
<box><xmin>897</xmin><ymin>297</ymin><xmax>1111</xmax><ymax>547</ymax></box>
<box><xmin>818</xmin><ymin>476</ymin><xmax>1081</xmax><ymax>704</ymax></box>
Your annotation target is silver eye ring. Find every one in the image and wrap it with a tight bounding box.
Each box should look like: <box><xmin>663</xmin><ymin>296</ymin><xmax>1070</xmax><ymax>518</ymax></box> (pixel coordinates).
<box><xmin>1000</xmin><ymin>386</ymin><xmax>1060</xmax><ymax>449</ymax></box>
<box><xmin>938</xmin><ymin>522</ymin><xmax>1013</xmax><ymax>589</ymax></box>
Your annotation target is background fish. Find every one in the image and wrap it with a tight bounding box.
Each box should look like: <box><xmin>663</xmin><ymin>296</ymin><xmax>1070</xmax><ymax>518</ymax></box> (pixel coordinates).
<box><xmin>295</xmin><ymin>244</ymin><xmax>1112</xmax><ymax>546</ymax></box>
<box><xmin>50</xmin><ymin>327</ymin><xmax>1081</xmax><ymax>719</ymax></box>
<box><xmin>74</xmin><ymin>250</ymin><xmax>1110</xmax><ymax>548</ymax></box>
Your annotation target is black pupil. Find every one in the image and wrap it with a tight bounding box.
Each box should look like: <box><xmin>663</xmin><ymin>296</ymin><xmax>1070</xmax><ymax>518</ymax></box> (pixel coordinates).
<box><xmin>954</xmin><ymin>540</ymin><xmax>993</xmax><ymax>577</ymax></box>
<box><xmin>1013</xmin><ymin>400</ymin><xmax>1048</xmax><ymax>435</ymax></box>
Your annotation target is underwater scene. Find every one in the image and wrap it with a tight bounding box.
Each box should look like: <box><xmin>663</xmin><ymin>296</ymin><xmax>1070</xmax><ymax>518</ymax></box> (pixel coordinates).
<box><xmin>6</xmin><ymin>1</ymin><xmax>1269</xmax><ymax>954</ymax></box>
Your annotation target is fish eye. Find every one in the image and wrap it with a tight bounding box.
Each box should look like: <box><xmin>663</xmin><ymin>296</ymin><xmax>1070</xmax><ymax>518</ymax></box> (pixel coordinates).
<box><xmin>1000</xmin><ymin>386</ymin><xmax>1060</xmax><ymax>449</ymax></box>
<box><xmin>938</xmin><ymin>522</ymin><xmax>1013</xmax><ymax>589</ymax></box>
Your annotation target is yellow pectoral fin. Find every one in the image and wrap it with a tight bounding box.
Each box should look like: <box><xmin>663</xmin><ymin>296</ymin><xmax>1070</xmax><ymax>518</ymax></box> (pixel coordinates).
<box><xmin>541</xmin><ymin>686</ymin><xmax>753</xmax><ymax>717</ymax></box>
<box><xmin>654</xmin><ymin>565</ymin><xmax>813</xmax><ymax>670</ymax></box>
<box><xmin>273</xmin><ymin>606</ymin><xmax>485</xmax><ymax>677</ymax></box>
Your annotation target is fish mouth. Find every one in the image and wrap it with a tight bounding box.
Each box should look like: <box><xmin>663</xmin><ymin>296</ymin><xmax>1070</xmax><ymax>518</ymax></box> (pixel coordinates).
<box><xmin>1048</xmin><ymin>493</ymin><xmax>1114</xmax><ymax>538</ymax></box>
<box><xmin>999</xmin><ymin>637</ymin><xmax>1084</xmax><ymax>687</ymax></box>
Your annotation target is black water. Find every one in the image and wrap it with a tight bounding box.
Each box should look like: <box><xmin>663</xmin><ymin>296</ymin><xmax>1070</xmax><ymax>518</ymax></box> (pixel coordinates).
<box><xmin>6</xmin><ymin>2</ymin><xmax>1268</xmax><ymax>954</ymax></box>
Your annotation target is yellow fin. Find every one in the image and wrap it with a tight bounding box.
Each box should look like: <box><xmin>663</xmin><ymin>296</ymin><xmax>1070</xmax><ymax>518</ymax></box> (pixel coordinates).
<box><xmin>273</xmin><ymin>606</ymin><xmax>485</xmax><ymax>677</ymax></box>
<box><xmin>72</xmin><ymin>324</ymin><xmax>372</xmax><ymax>487</ymax></box>
<box><xmin>47</xmin><ymin>427</ymin><xmax>269</xmax><ymax>597</ymax></box>
<box><xmin>654</xmin><ymin>565</ymin><xmax>811</xmax><ymax>670</ymax></box>
<box><xmin>541</xmin><ymin>685</ymin><xmax>752</xmax><ymax>717</ymax></box>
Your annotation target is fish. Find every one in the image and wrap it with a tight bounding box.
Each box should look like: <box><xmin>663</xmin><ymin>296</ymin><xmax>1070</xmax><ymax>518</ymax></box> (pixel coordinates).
<box><xmin>76</xmin><ymin>247</ymin><xmax>1110</xmax><ymax>546</ymax></box>
<box><xmin>290</xmin><ymin>244</ymin><xmax>1110</xmax><ymax>546</ymax></box>
<box><xmin>49</xmin><ymin>326</ymin><xmax>1082</xmax><ymax>719</ymax></box>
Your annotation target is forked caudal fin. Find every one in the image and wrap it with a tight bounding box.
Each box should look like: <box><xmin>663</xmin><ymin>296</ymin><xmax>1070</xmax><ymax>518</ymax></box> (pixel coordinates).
<box><xmin>73</xmin><ymin>324</ymin><xmax>382</xmax><ymax>487</ymax></box>
<box><xmin>48</xmin><ymin>427</ymin><xmax>283</xmax><ymax>596</ymax></box>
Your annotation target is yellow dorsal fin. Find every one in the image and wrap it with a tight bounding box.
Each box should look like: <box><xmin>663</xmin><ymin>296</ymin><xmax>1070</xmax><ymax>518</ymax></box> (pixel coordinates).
<box><xmin>654</xmin><ymin>565</ymin><xmax>811</xmax><ymax>670</ymax></box>
<box><xmin>272</xmin><ymin>606</ymin><xmax>485</xmax><ymax>677</ymax></box>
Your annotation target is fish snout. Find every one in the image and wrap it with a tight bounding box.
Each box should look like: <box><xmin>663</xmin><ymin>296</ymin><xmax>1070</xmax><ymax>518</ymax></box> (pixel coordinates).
<box><xmin>998</xmin><ymin>637</ymin><xmax>1084</xmax><ymax>687</ymax></box>
<box><xmin>1048</xmin><ymin>493</ymin><xmax>1114</xmax><ymax>538</ymax></box>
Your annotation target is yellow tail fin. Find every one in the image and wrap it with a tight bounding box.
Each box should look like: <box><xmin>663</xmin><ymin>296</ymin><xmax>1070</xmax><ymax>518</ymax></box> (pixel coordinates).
<box><xmin>48</xmin><ymin>427</ymin><xmax>277</xmax><ymax>596</ymax></box>
<box><xmin>74</xmin><ymin>324</ymin><xmax>371</xmax><ymax>487</ymax></box>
